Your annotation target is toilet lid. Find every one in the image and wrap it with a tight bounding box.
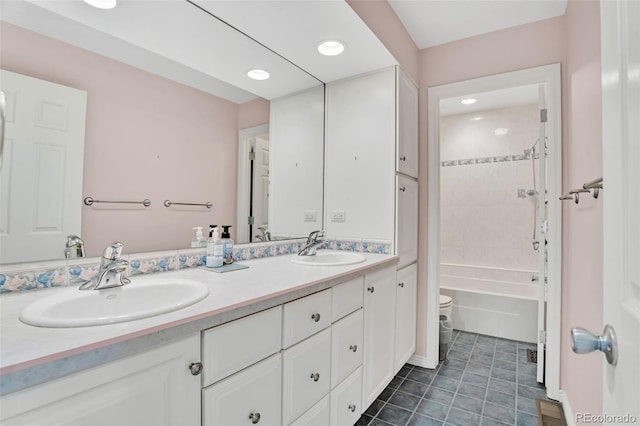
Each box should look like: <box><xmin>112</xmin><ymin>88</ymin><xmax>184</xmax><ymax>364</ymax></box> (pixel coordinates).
<box><xmin>439</xmin><ymin>295</ymin><xmax>452</xmax><ymax>306</ymax></box>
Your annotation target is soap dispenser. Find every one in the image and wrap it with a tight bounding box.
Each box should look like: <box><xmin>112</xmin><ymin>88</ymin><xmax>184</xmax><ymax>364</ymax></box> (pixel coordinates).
<box><xmin>206</xmin><ymin>225</ymin><xmax>223</xmax><ymax>268</ymax></box>
<box><xmin>191</xmin><ymin>227</ymin><xmax>205</xmax><ymax>248</ymax></box>
<box><xmin>221</xmin><ymin>225</ymin><xmax>234</xmax><ymax>265</ymax></box>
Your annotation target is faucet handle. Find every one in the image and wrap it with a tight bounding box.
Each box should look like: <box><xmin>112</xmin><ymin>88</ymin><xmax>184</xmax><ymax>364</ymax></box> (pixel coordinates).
<box><xmin>307</xmin><ymin>230</ymin><xmax>324</xmax><ymax>243</ymax></box>
<box><xmin>103</xmin><ymin>242</ymin><xmax>124</xmax><ymax>260</ymax></box>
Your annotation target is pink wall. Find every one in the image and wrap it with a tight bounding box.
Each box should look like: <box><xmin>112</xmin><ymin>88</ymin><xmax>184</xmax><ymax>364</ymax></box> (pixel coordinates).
<box><xmin>0</xmin><ymin>22</ymin><xmax>265</xmax><ymax>256</ymax></box>
<box><xmin>238</xmin><ymin>98</ymin><xmax>270</xmax><ymax>130</ymax></box>
<box><xmin>347</xmin><ymin>0</ymin><xmax>419</xmax><ymax>83</ymax></box>
<box><xmin>562</xmin><ymin>0</ymin><xmax>603</xmax><ymax>416</ymax></box>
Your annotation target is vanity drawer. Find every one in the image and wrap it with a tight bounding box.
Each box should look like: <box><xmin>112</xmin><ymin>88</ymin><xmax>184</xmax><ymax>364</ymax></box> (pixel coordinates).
<box><xmin>283</xmin><ymin>289</ymin><xmax>332</xmax><ymax>348</ymax></box>
<box><xmin>282</xmin><ymin>328</ymin><xmax>331</xmax><ymax>424</ymax></box>
<box><xmin>331</xmin><ymin>276</ymin><xmax>364</xmax><ymax>322</ymax></box>
<box><xmin>202</xmin><ymin>306</ymin><xmax>282</xmax><ymax>386</ymax></box>
<box><xmin>202</xmin><ymin>353</ymin><xmax>282</xmax><ymax>426</ymax></box>
<box><xmin>330</xmin><ymin>366</ymin><xmax>363</xmax><ymax>426</ymax></box>
<box><xmin>331</xmin><ymin>308</ymin><xmax>364</xmax><ymax>388</ymax></box>
<box><xmin>289</xmin><ymin>394</ymin><xmax>330</xmax><ymax>426</ymax></box>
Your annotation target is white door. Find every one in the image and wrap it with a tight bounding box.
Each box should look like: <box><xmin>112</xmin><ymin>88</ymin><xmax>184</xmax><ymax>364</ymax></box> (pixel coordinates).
<box><xmin>601</xmin><ymin>0</ymin><xmax>640</xmax><ymax>418</ymax></box>
<box><xmin>536</xmin><ymin>84</ymin><xmax>548</xmax><ymax>384</ymax></box>
<box><xmin>251</xmin><ymin>135</ymin><xmax>269</xmax><ymax>241</ymax></box>
<box><xmin>0</xmin><ymin>70</ymin><xmax>86</xmax><ymax>264</ymax></box>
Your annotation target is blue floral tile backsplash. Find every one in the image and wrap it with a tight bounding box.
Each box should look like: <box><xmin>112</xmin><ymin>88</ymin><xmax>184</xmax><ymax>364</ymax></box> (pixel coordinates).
<box><xmin>0</xmin><ymin>238</ymin><xmax>391</xmax><ymax>294</ymax></box>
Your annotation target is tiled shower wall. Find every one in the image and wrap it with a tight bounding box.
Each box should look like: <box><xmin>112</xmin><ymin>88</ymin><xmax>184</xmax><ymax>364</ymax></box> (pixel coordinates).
<box><xmin>440</xmin><ymin>104</ymin><xmax>539</xmax><ymax>271</ymax></box>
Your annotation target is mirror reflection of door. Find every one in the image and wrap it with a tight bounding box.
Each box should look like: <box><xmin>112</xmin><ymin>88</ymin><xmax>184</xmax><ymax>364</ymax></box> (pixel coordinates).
<box><xmin>250</xmin><ymin>134</ymin><xmax>269</xmax><ymax>242</ymax></box>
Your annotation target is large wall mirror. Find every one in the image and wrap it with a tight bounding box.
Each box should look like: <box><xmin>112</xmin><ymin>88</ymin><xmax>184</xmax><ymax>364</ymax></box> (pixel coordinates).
<box><xmin>0</xmin><ymin>0</ymin><xmax>326</xmax><ymax>264</ymax></box>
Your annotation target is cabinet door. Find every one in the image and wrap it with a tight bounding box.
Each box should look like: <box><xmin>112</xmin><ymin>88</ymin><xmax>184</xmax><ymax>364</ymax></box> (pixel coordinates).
<box><xmin>282</xmin><ymin>328</ymin><xmax>332</xmax><ymax>424</ymax></box>
<box><xmin>202</xmin><ymin>353</ymin><xmax>282</xmax><ymax>426</ymax></box>
<box><xmin>396</xmin><ymin>175</ymin><xmax>418</xmax><ymax>268</ymax></box>
<box><xmin>396</xmin><ymin>68</ymin><xmax>419</xmax><ymax>178</ymax></box>
<box><xmin>362</xmin><ymin>267</ymin><xmax>397</xmax><ymax>408</ymax></box>
<box><xmin>325</xmin><ymin>67</ymin><xmax>396</xmax><ymax>242</ymax></box>
<box><xmin>331</xmin><ymin>308</ymin><xmax>363</xmax><ymax>388</ymax></box>
<box><xmin>395</xmin><ymin>263</ymin><xmax>418</xmax><ymax>371</ymax></box>
<box><xmin>1</xmin><ymin>335</ymin><xmax>200</xmax><ymax>426</ymax></box>
<box><xmin>330</xmin><ymin>367</ymin><xmax>363</xmax><ymax>426</ymax></box>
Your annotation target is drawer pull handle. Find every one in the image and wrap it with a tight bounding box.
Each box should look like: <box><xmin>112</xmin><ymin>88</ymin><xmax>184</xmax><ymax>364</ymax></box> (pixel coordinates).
<box><xmin>188</xmin><ymin>362</ymin><xmax>203</xmax><ymax>376</ymax></box>
<box><xmin>399</xmin><ymin>186</ymin><xmax>406</xmax><ymax>192</ymax></box>
<box><xmin>348</xmin><ymin>404</ymin><xmax>357</xmax><ymax>412</ymax></box>
<box><xmin>398</xmin><ymin>282</ymin><xmax>405</xmax><ymax>288</ymax></box>
<box><xmin>400</xmin><ymin>156</ymin><xmax>407</xmax><ymax>162</ymax></box>
<box><xmin>311</xmin><ymin>313</ymin><xmax>321</xmax><ymax>322</ymax></box>
<box><xmin>349</xmin><ymin>344</ymin><xmax>358</xmax><ymax>352</ymax></box>
<box><xmin>249</xmin><ymin>412</ymin><xmax>261</xmax><ymax>424</ymax></box>
<box><xmin>367</xmin><ymin>286</ymin><xmax>375</xmax><ymax>293</ymax></box>
<box><xmin>310</xmin><ymin>372</ymin><xmax>320</xmax><ymax>382</ymax></box>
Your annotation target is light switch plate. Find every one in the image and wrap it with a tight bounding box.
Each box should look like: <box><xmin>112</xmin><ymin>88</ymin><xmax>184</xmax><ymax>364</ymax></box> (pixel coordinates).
<box><xmin>303</xmin><ymin>210</ymin><xmax>317</xmax><ymax>222</ymax></box>
<box><xmin>331</xmin><ymin>210</ymin><xmax>346</xmax><ymax>222</ymax></box>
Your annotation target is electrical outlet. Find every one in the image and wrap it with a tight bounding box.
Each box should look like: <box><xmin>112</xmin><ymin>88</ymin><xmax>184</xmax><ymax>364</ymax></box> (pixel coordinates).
<box><xmin>331</xmin><ymin>210</ymin><xmax>346</xmax><ymax>222</ymax></box>
<box><xmin>303</xmin><ymin>210</ymin><xmax>317</xmax><ymax>222</ymax></box>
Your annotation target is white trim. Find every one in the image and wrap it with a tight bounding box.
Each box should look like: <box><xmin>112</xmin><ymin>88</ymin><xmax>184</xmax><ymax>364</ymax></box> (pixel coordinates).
<box><xmin>236</xmin><ymin>124</ymin><xmax>269</xmax><ymax>244</ymax></box>
<box><xmin>426</xmin><ymin>64</ymin><xmax>562</xmax><ymax>396</ymax></box>
<box><xmin>407</xmin><ymin>354</ymin><xmax>431</xmax><ymax>369</ymax></box>
<box><xmin>559</xmin><ymin>390</ymin><xmax>576</xmax><ymax>426</ymax></box>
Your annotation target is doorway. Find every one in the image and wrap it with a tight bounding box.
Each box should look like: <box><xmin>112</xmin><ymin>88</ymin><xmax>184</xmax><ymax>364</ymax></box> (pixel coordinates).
<box><xmin>426</xmin><ymin>64</ymin><xmax>562</xmax><ymax>401</ymax></box>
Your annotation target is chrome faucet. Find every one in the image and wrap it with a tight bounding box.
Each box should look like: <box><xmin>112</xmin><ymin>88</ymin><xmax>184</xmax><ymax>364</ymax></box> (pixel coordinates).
<box><xmin>298</xmin><ymin>230</ymin><xmax>326</xmax><ymax>256</ymax></box>
<box><xmin>79</xmin><ymin>242</ymin><xmax>131</xmax><ymax>290</ymax></box>
<box><xmin>255</xmin><ymin>226</ymin><xmax>271</xmax><ymax>242</ymax></box>
<box><xmin>65</xmin><ymin>235</ymin><xmax>85</xmax><ymax>259</ymax></box>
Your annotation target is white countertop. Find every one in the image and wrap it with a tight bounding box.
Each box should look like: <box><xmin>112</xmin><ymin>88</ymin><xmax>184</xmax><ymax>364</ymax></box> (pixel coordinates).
<box><xmin>0</xmin><ymin>252</ymin><xmax>396</xmax><ymax>379</ymax></box>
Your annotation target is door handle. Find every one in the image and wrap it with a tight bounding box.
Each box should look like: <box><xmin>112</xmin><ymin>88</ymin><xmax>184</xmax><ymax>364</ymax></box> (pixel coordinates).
<box><xmin>571</xmin><ymin>324</ymin><xmax>617</xmax><ymax>366</ymax></box>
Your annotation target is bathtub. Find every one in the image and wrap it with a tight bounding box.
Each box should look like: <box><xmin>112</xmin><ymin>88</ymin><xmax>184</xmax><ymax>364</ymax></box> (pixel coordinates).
<box><xmin>439</xmin><ymin>264</ymin><xmax>539</xmax><ymax>343</ymax></box>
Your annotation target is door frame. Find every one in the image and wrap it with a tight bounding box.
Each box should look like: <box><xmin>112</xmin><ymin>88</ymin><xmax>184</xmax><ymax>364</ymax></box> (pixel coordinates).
<box><xmin>425</xmin><ymin>64</ymin><xmax>562</xmax><ymax>400</ymax></box>
<box><xmin>236</xmin><ymin>123</ymin><xmax>269</xmax><ymax>243</ymax></box>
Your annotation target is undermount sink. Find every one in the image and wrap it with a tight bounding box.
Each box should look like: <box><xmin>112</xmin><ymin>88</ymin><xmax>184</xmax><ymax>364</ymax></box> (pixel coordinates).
<box><xmin>19</xmin><ymin>277</ymin><xmax>209</xmax><ymax>328</ymax></box>
<box><xmin>290</xmin><ymin>250</ymin><xmax>366</xmax><ymax>266</ymax></box>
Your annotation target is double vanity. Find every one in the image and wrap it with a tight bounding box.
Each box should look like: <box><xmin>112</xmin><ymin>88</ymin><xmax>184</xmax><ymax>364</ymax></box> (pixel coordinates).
<box><xmin>0</xmin><ymin>250</ymin><xmax>417</xmax><ymax>426</ymax></box>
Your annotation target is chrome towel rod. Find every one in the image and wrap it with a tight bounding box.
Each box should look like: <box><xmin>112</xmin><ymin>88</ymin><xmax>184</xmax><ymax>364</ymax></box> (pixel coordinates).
<box><xmin>164</xmin><ymin>200</ymin><xmax>212</xmax><ymax>209</ymax></box>
<box><xmin>84</xmin><ymin>197</ymin><xmax>151</xmax><ymax>207</ymax></box>
<box><xmin>559</xmin><ymin>177</ymin><xmax>603</xmax><ymax>204</ymax></box>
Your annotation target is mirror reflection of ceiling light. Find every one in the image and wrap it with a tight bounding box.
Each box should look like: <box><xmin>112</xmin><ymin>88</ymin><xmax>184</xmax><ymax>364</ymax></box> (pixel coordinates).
<box><xmin>461</xmin><ymin>97</ymin><xmax>477</xmax><ymax>105</ymax></box>
<box><xmin>247</xmin><ymin>69</ymin><xmax>270</xmax><ymax>81</ymax></box>
<box><xmin>470</xmin><ymin>116</ymin><xmax>483</xmax><ymax>121</ymax></box>
<box><xmin>318</xmin><ymin>41</ymin><xmax>345</xmax><ymax>56</ymax></box>
<box><xmin>494</xmin><ymin>128</ymin><xmax>509</xmax><ymax>136</ymax></box>
<box><xmin>83</xmin><ymin>0</ymin><xmax>117</xmax><ymax>9</ymax></box>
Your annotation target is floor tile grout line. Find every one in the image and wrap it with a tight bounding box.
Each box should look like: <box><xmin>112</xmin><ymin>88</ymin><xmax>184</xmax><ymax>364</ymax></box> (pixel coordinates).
<box><xmin>442</xmin><ymin>332</ymin><xmax>477</xmax><ymax>425</ymax></box>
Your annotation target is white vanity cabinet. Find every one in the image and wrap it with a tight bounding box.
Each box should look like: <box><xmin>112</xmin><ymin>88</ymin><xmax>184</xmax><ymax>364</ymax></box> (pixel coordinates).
<box><xmin>395</xmin><ymin>263</ymin><xmax>418</xmax><ymax>371</ymax></box>
<box><xmin>362</xmin><ymin>266</ymin><xmax>398</xmax><ymax>408</ymax></box>
<box><xmin>0</xmin><ymin>334</ymin><xmax>201</xmax><ymax>426</ymax></box>
<box><xmin>397</xmin><ymin>175</ymin><xmax>419</xmax><ymax>269</ymax></box>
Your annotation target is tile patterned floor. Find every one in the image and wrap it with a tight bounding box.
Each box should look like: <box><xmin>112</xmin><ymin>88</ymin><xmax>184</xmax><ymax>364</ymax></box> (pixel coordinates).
<box><xmin>356</xmin><ymin>330</ymin><xmax>549</xmax><ymax>426</ymax></box>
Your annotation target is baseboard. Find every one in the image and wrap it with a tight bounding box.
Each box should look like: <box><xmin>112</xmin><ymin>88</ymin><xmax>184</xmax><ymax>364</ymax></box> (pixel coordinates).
<box><xmin>558</xmin><ymin>390</ymin><xmax>575</xmax><ymax>426</ymax></box>
<box><xmin>407</xmin><ymin>354</ymin><xmax>434</xmax><ymax>369</ymax></box>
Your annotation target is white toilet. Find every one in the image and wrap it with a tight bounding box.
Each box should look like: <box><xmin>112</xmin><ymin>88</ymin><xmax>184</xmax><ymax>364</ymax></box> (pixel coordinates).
<box><xmin>439</xmin><ymin>294</ymin><xmax>453</xmax><ymax>319</ymax></box>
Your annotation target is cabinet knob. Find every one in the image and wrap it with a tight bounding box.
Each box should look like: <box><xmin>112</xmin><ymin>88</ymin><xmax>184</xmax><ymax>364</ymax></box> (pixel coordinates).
<box><xmin>399</xmin><ymin>186</ymin><xmax>406</xmax><ymax>192</ymax></box>
<box><xmin>249</xmin><ymin>412</ymin><xmax>261</xmax><ymax>424</ymax></box>
<box><xmin>367</xmin><ymin>286</ymin><xmax>375</xmax><ymax>293</ymax></box>
<box><xmin>349</xmin><ymin>344</ymin><xmax>358</xmax><ymax>352</ymax></box>
<box><xmin>398</xmin><ymin>282</ymin><xmax>405</xmax><ymax>288</ymax></box>
<box><xmin>311</xmin><ymin>312</ymin><xmax>321</xmax><ymax>322</ymax></box>
<box><xmin>400</xmin><ymin>156</ymin><xmax>407</xmax><ymax>162</ymax></box>
<box><xmin>348</xmin><ymin>404</ymin><xmax>357</xmax><ymax>413</ymax></box>
<box><xmin>188</xmin><ymin>362</ymin><xmax>203</xmax><ymax>376</ymax></box>
<box><xmin>310</xmin><ymin>372</ymin><xmax>320</xmax><ymax>382</ymax></box>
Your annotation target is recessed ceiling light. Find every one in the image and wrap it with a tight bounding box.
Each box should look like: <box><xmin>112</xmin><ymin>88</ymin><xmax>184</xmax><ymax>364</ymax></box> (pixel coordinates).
<box><xmin>247</xmin><ymin>69</ymin><xmax>270</xmax><ymax>81</ymax></box>
<box><xmin>461</xmin><ymin>97</ymin><xmax>477</xmax><ymax>105</ymax></box>
<box><xmin>318</xmin><ymin>40</ymin><xmax>345</xmax><ymax>56</ymax></box>
<box><xmin>494</xmin><ymin>128</ymin><xmax>509</xmax><ymax>136</ymax></box>
<box><xmin>83</xmin><ymin>0</ymin><xmax>117</xmax><ymax>9</ymax></box>
<box><xmin>470</xmin><ymin>116</ymin><xmax>483</xmax><ymax>121</ymax></box>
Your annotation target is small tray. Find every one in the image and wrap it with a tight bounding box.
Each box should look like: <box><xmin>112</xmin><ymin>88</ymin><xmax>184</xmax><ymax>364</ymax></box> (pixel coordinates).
<box><xmin>199</xmin><ymin>263</ymin><xmax>249</xmax><ymax>273</ymax></box>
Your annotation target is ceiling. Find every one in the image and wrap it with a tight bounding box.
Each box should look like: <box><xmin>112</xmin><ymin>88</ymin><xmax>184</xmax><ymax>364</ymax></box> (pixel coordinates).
<box><xmin>388</xmin><ymin>0</ymin><xmax>568</xmax><ymax>49</ymax></box>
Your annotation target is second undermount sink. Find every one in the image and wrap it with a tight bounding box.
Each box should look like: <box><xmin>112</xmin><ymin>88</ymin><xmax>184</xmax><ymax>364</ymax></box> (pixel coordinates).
<box><xmin>19</xmin><ymin>277</ymin><xmax>209</xmax><ymax>328</ymax></box>
<box><xmin>290</xmin><ymin>250</ymin><xmax>366</xmax><ymax>266</ymax></box>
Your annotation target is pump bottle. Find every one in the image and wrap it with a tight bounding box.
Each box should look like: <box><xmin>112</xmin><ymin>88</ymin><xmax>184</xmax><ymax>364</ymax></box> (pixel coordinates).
<box><xmin>206</xmin><ymin>225</ymin><xmax>223</xmax><ymax>268</ymax></box>
<box><xmin>221</xmin><ymin>225</ymin><xmax>234</xmax><ymax>265</ymax></box>
<box><xmin>191</xmin><ymin>227</ymin><xmax>205</xmax><ymax>248</ymax></box>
